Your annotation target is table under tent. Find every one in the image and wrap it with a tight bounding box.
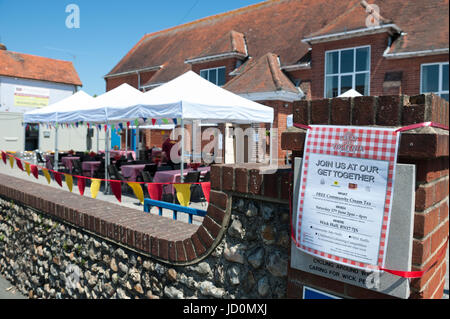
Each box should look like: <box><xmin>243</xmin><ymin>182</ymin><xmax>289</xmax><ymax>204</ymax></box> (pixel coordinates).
<box><xmin>24</xmin><ymin>71</ymin><xmax>274</xmax><ymax>193</ymax></box>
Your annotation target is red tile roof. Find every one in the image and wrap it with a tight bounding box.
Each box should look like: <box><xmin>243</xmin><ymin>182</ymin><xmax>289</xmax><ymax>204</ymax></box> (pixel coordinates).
<box><xmin>224</xmin><ymin>53</ymin><xmax>299</xmax><ymax>94</ymax></box>
<box><xmin>186</xmin><ymin>30</ymin><xmax>247</xmax><ymax>62</ymax></box>
<box><xmin>107</xmin><ymin>0</ymin><xmax>359</xmax><ymax>85</ymax></box>
<box><xmin>107</xmin><ymin>0</ymin><xmax>448</xmax><ymax>88</ymax></box>
<box><xmin>0</xmin><ymin>50</ymin><xmax>82</xmax><ymax>86</ymax></box>
<box><xmin>305</xmin><ymin>0</ymin><xmax>449</xmax><ymax>54</ymax></box>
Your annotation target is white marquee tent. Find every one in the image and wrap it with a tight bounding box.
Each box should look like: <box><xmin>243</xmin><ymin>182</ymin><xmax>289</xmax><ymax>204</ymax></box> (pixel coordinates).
<box><xmin>23</xmin><ymin>71</ymin><xmax>275</xmax><ymax>184</ymax></box>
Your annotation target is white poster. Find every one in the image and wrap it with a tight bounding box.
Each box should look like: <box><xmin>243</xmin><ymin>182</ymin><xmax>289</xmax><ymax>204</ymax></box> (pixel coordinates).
<box><xmin>295</xmin><ymin>125</ymin><xmax>400</xmax><ymax>270</ymax></box>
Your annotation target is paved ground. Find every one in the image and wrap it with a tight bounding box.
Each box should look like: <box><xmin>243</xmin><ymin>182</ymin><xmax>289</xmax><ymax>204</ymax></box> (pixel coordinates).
<box><xmin>0</xmin><ymin>161</ymin><xmax>448</xmax><ymax>299</ymax></box>
<box><xmin>0</xmin><ymin>274</ymin><xmax>27</xmax><ymax>299</ymax></box>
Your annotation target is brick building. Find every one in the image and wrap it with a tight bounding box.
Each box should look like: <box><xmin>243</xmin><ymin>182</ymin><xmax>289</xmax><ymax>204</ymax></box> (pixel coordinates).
<box><xmin>0</xmin><ymin>45</ymin><xmax>85</xmax><ymax>153</ymax></box>
<box><xmin>105</xmin><ymin>0</ymin><xmax>449</xmax><ymax>161</ymax></box>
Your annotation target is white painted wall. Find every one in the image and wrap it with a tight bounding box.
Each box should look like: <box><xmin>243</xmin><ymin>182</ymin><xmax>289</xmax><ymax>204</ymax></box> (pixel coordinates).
<box><xmin>0</xmin><ymin>76</ymin><xmax>95</xmax><ymax>152</ymax></box>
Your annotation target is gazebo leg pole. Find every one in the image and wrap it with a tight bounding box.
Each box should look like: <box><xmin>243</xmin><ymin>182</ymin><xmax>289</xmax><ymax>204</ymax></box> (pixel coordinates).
<box><xmin>269</xmin><ymin>123</ymin><xmax>273</xmax><ymax>166</ymax></box>
<box><xmin>104</xmin><ymin>124</ymin><xmax>109</xmax><ymax>195</ymax></box>
<box><xmin>54</xmin><ymin>124</ymin><xmax>59</xmax><ymax>172</ymax></box>
<box><xmin>180</xmin><ymin>118</ymin><xmax>184</xmax><ymax>183</ymax></box>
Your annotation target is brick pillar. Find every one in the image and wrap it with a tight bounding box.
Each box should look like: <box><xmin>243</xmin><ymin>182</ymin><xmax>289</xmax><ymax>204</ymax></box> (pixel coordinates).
<box><xmin>281</xmin><ymin>93</ymin><xmax>449</xmax><ymax>299</ymax></box>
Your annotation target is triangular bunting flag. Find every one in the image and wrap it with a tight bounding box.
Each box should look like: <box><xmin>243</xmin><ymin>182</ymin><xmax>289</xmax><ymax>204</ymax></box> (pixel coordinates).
<box><xmin>172</xmin><ymin>118</ymin><xmax>177</xmax><ymax>125</ymax></box>
<box><xmin>9</xmin><ymin>155</ymin><xmax>14</xmax><ymax>168</ymax></box>
<box><xmin>90</xmin><ymin>179</ymin><xmax>101</xmax><ymax>199</ymax></box>
<box><xmin>42</xmin><ymin>168</ymin><xmax>51</xmax><ymax>184</ymax></box>
<box><xmin>54</xmin><ymin>172</ymin><xmax>63</xmax><ymax>187</ymax></box>
<box><xmin>174</xmin><ymin>184</ymin><xmax>191</xmax><ymax>207</ymax></box>
<box><xmin>110</xmin><ymin>181</ymin><xmax>122</xmax><ymax>203</ymax></box>
<box><xmin>134</xmin><ymin>119</ymin><xmax>139</xmax><ymax>127</ymax></box>
<box><xmin>30</xmin><ymin>165</ymin><xmax>39</xmax><ymax>179</ymax></box>
<box><xmin>147</xmin><ymin>183</ymin><xmax>163</xmax><ymax>201</ymax></box>
<box><xmin>201</xmin><ymin>182</ymin><xmax>211</xmax><ymax>203</ymax></box>
<box><xmin>64</xmin><ymin>174</ymin><xmax>73</xmax><ymax>192</ymax></box>
<box><xmin>78</xmin><ymin>177</ymin><xmax>86</xmax><ymax>196</ymax></box>
<box><xmin>25</xmin><ymin>162</ymin><xmax>31</xmax><ymax>176</ymax></box>
<box><xmin>162</xmin><ymin>118</ymin><xmax>169</xmax><ymax>124</ymax></box>
<box><xmin>118</xmin><ymin>123</ymin><xmax>123</xmax><ymax>130</ymax></box>
<box><xmin>16</xmin><ymin>158</ymin><xmax>24</xmax><ymax>171</ymax></box>
<box><xmin>151</xmin><ymin>119</ymin><xmax>156</xmax><ymax>125</ymax></box>
<box><xmin>128</xmin><ymin>182</ymin><xmax>144</xmax><ymax>204</ymax></box>
<box><xmin>1</xmin><ymin>151</ymin><xmax>6</xmax><ymax>164</ymax></box>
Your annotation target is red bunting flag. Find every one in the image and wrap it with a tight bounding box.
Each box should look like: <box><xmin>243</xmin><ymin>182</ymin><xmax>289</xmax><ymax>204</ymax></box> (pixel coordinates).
<box><xmin>78</xmin><ymin>177</ymin><xmax>86</xmax><ymax>196</ymax></box>
<box><xmin>16</xmin><ymin>158</ymin><xmax>24</xmax><ymax>171</ymax></box>
<box><xmin>30</xmin><ymin>165</ymin><xmax>39</xmax><ymax>179</ymax></box>
<box><xmin>54</xmin><ymin>171</ymin><xmax>63</xmax><ymax>187</ymax></box>
<box><xmin>1</xmin><ymin>151</ymin><xmax>6</xmax><ymax>164</ymax></box>
<box><xmin>201</xmin><ymin>182</ymin><xmax>211</xmax><ymax>203</ymax></box>
<box><xmin>151</xmin><ymin>119</ymin><xmax>157</xmax><ymax>125</ymax></box>
<box><xmin>110</xmin><ymin>181</ymin><xmax>122</xmax><ymax>202</ymax></box>
<box><xmin>147</xmin><ymin>183</ymin><xmax>163</xmax><ymax>201</ymax></box>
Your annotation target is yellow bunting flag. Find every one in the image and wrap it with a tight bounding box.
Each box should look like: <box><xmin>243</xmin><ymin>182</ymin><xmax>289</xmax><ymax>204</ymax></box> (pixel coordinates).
<box><xmin>128</xmin><ymin>182</ymin><xmax>144</xmax><ymax>204</ymax></box>
<box><xmin>25</xmin><ymin>162</ymin><xmax>31</xmax><ymax>176</ymax></box>
<box><xmin>174</xmin><ymin>184</ymin><xmax>191</xmax><ymax>207</ymax></box>
<box><xmin>64</xmin><ymin>174</ymin><xmax>73</xmax><ymax>192</ymax></box>
<box><xmin>9</xmin><ymin>156</ymin><xmax>14</xmax><ymax>168</ymax></box>
<box><xmin>42</xmin><ymin>168</ymin><xmax>51</xmax><ymax>184</ymax></box>
<box><xmin>90</xmin><ymin>179</ymin><xmax>101</xmax><ymax>199</ymax></box>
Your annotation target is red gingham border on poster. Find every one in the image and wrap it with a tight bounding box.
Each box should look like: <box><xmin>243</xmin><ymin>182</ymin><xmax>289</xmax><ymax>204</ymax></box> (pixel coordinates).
<box><xmin>295</xmin><ymin>125</ymin><xmax>400</xmax><ymax>271</ymax></box>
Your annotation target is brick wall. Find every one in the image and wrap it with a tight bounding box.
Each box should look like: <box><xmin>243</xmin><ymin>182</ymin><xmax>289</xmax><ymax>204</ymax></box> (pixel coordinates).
<box><xmin>288</xmin><ymin>32</ymin><xmax>449</xmax><ymax>100</ymax></box>
<box><xmin>281</xmin><ymin>93</ymin><xmax>449</xmax><ymax>299</ymax></box>
<box><xmin>0</xmin><ymin>160</ymin><xmax>294</xmax><ymax>299</ymax></box>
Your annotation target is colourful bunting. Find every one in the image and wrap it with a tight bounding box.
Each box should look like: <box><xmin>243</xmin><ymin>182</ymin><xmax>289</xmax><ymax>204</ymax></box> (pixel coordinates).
<box><xmin>90</xmin><ymin>179</ymin><xmax>101</xmax><ymax>199</ymax></box>
<box><xmin>201</xmin><ymin>182</ymin><xmax>211</xmax><ymax>203</ymax></box>
<box><xmin>162</xmin><ymin>118</ymin><xmax>169</xmax><ymax>124</ymax></box>
<box><xmin>151</xmin><ymin>119</ymin><xmax>156</xmax><ymax>125</ymax></box>
<box><xmin>16</xmin><ymin>158</ymin><xmax>24</xmax><ymax>171</ymax></box>
<box><xmin>1</xmin><ymin>151</ymin><xmax>5</xmax><ymax>164</ymax></box>
<box><xmin>174</xmin><ymin>184</ymin><xmax>191</xmax><ymax>207</ymax></box>
<box><xmin>54</xmin><ymin>172</ymin><xmax>63</xmax><ymax>187</ymax></box>
<box><xmin>9</xmin><ymin>155</ymin><xmax>14</xmax><ymax>168</ymax></box>
<box><xmin>30</xmin><ymin>165</ymin><xmax>39</xmax><ymax>179</ymax></box>
<box><xmin>172</xmin><ymin>118</ymin><xmax>177</xmax><ymax>125</ymax></box>
<box><xmin>147</xmin><ymin>183</ymin><xmax>163</xmax><ymax>201</ymax></box>
<box><xmin>78</xmin><ymin>177</ymin><xmax>86</xmax><ymax>196</ymax></box>
<box><xmin>128</xmin><ymin>182</ymin><xmax>144</xmax><ymax>204</ymax></box>
<box><xmin>64</xmin><ymin>174</ymin><xmax>73</xmax><ymax>192</ymax></box>
<box><xmin>134</xmin><ymin>119</ymin><xmax>139</xmax><ymax>127</ymax></box>
<box><xmin>110</xmin><ymin>181</ymin><xmax>122</xmax><ymax>203</ymax></box>
<box><xmin>25</xmin><ymin>162</ymin><xmax>31</xmax><ymax>176</ymax></box>
<box><xmin>42</xmin><ymin>168</ymin><xmax>52</xmax><ymax>184</ymax></box>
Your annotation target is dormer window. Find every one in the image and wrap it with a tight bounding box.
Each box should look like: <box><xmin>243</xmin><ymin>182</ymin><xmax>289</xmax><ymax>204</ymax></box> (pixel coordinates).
<box><xmin>200</xmin><ymin>67</ymin><xmax>226</xmax><ymax>86</ymax></box>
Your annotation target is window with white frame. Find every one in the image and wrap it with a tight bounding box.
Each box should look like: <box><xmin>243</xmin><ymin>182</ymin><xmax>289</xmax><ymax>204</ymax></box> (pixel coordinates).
<box><xmin>199</xmin><ymin>67</ymin><xmax>226</xmax><ymax>86</ymax></box>
<box><xmin>324</xmin><ymin>46</ymin><xmax>371</xmax><ymax>98</ymax></box>
<box><xmin>421</xmin><ymin>62</ymin><xmax>449</xmax><ymax>101</ymax></box>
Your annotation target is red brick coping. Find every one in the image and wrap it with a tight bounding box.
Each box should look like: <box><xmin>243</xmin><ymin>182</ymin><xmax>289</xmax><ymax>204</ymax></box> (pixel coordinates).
<box><xmin>0</xmin><ymin>173</ymin><xmax>230</xmax><ymax>266</ymax></box>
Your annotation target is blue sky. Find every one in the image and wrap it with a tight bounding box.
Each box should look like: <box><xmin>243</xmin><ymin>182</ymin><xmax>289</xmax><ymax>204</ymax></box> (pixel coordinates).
<box><xmin>0</xmin><ymin>0</ymin><xmax>263</xmax><ymax>96</ymax></box>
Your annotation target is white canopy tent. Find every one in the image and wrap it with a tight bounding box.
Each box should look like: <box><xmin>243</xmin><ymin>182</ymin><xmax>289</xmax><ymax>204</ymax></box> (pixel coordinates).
<box><xmin>23</xmin><ymin>71</ymin><xmax>275</xmax><ymax>184</ymax></box>
<box><xmin>107</xmin><ymin>71</ymin><xmax>274</xmax><ymax>124</ymax></box>
<box><xmin>338</xmin><ymin>88</ymin><xmax>363</xmax><ymax>97</ymax></box>
<box><xmin>108</xmin><ymin>71</ymin><xmax>275</xmax><ymax>180</ymax></box>
<box><xmin>24</xmin><ymin>90</ymin><xmax>95</xmax><ymax>170</ymax></box>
